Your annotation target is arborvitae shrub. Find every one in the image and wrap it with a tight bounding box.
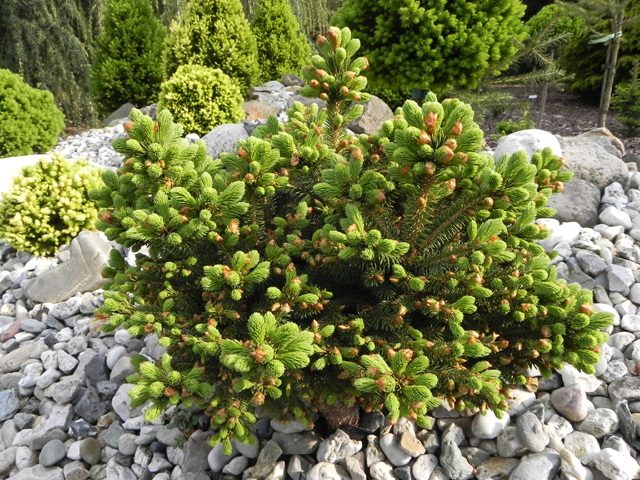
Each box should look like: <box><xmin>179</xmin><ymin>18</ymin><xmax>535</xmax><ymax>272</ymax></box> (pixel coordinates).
<box><xmin>164</xmin><ymin>0</ymin><xmax>260</xmax><ymax>93</ymax></box>
<box><xmin>157</xmin><ymin>65</ymin><xmax>245</xmax><ymax>136</ymax></box>
<box><xmin>611</xmin><ymin>61</ymin><xmax>640</xmax><ymax>136</ymax></box>
<box><xmin>251</xmin><ymin>0</ymin><xmax>311</xmax><ymax>82</ymax></box>
<box><xmin>91</xmin><ymin>27</ymin><xmax>612</xmax><ymax>452</ymax></box>
<box><xmin>0</xmin><ymin>155</ymin><xmax>102</xmax><ymax>256</ymax></box>
<box><xmin>91</xmin><ymin>0</ymin><xmax>166</xmax><ymax>118</ymax></box>
<box><xmin>331</xmin><ymin>0</ymin><xmax>527</xmax><ymax>92</ymax></box>
<box><xmin>0</xmin><ymin>69</ymin><xmax>65</xmax><ymax>158</ymax></box>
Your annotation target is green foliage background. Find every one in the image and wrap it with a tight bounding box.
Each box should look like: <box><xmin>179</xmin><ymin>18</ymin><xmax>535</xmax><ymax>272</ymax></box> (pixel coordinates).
<box><xmin>0</xmin><ymin>0</ymin><xmax>105</xmax><ymax>125</ymax></box>
<box><xmin>331</xmin><ymin>0</ymin><xmax>528</xmax><ymax>93</ymax></box>
<box><xmin>91</xmin><ymin>0</ymin><xmax>167</xmax><ymax>117</ymax></box>
<box><xmin>0</xmin><ymin>69</ymin><xmax>65</xmax><ymax>158</ymax></box>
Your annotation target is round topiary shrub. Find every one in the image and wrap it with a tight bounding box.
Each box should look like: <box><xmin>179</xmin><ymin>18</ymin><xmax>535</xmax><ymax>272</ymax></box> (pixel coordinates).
<box><xmin>157</xmin><ymin>64</ymin><xmax>245</xmax><ymax>136</ymax></box>
<box><xmin>0</xmin><ymin>69</ymin><xmax>65</xmax><ymax>158</ymax></box>
<box><xmin>0</xmin><ymin>155</ymin><xmax>102</xmax><ymax>256</ymax></box>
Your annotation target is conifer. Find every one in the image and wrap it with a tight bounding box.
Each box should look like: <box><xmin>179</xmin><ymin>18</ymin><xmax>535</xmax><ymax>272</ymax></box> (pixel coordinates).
<box><xmin>251</xmin><ymin>0</ymin><xmax>311</xmax><ymax>82</ymax></box>
<box><xmin>91</xmin><ymin>27</ymin><xmax>611</xmax><ymax>451</ymax></box>
<box><xmin>0</xmin><ymin>0</ymin><xmax>105</xmax><ymax>125</ymax></box>
<box><xmin>331</xmin><ymin>0</ymin><xmax>527</xmax><ymax>93</ymax></box>
<box><xmin>164</xmin><ymin>0</ymin><xmax>260</xmax><ymax>93</ymax></box>
<box><xmin>91</xmin><ymin>0</ymin><xmax>166</xmax><ymax>118</ymax></box>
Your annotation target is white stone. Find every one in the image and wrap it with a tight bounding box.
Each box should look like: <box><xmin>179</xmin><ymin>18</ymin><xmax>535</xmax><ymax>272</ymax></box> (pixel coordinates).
<box><xmin>564</xmin><ymin>431</ymin><xmax>601</xmax><ymax>465</ymax></box>
<box><xmin>379</xmin><ymin>434</ymin><xmax>411</xmax><ymax>467</ymax></box>
<box><xmin>493</xmin><ymin>129</ymin><xmax>562</xmax><ymax>162</ymax></box>
<box><xmin>594</xmin><ymin>303</ymin><xmax>621</xmax><ymax>326</ymax></box>
<box><xmin>559</xmin><ymin>448</ymin><xmax>589</xmax><ymax>480</ymax></box>
<box><xmin>600</xmin><ymin>206</ymin><xmax>633</xmax><ymax>229</ymax></box>
<box><xmin>412</xmin><ymin>454</ymin><xmax>438</xmax><ymax>480</ymax></box>
<box><xmin>559</xmin><ymin>363</ymin><xmax>601</xmax><ymax>393</ymax></box>
<box><xmin>471</xmin><ymin>410</ymin><xmax>510</xmax><ymax>439</ymax></box>
<box><xmin>591</xmin><ymin>448</ymin><xmax>640</xmax><ymax>480</ymax></box>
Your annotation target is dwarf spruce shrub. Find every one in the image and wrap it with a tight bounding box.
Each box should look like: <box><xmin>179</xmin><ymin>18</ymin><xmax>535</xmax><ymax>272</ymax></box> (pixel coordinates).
<box><xmin>0</xmin><ymin>69</ymin><xmax>65</xmax><ymax>158</ymax></box>
<box><xmin>157</xmin><ymin>65</ymin><xmax>245</xmax><ymax>136</ymax></box>
<box><xmin>91</xmin><ymin>0</ymin><xmax>166</xmax><ymax>118</ymax></box>
<box><xmin>0</xmin><ymin>155</ymin><xmax>102</xmax><ymax>256</ymax></box>
<box><xmin>251</xmin><ymin>0</ymin><xmax>311</xmax><ymax>83</ymax></box>
<box><xmin>612</xmin><ymin>61</ymin><xmax>640</xmax><ymax>136</ymax></box>
<box><xmin>91</xmin><ymin>27</ymin><xmax>612</xmax><ymax>452</ymax></box>
<box><xmin>164</xmin><ymin>0</ymin><xmax>259</xmax><ymax>93</ymax></box>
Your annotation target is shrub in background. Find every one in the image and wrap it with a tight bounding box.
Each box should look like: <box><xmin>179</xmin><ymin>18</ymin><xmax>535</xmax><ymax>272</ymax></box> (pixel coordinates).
<box><xmin>612</xmin><ymin>61</ymin><xmax>640</xmax><ymax>136</ymax></box>
<box><xmin>495</xmin><ymin>111</ymin><xmax>536</xmax><ymax>138</ymax></box>
<box><xmin>91</xmin><ymin>27</ymin><xmax>611</xmax><ymax>452</ymax></box>
<box><xmin>0</xmin><ymin>0</ymin><xmax>105</xmax><ymax>125</ymax></box>
<box><xmin>251</xmin><ymin>0</ymin><xmax>310</xmax><ymax>82</ymax></box>
<box><xmin>0</xmin><ymin>156</ymin><xmax>102</xmax><ymax>256</ymax></box>
<box><xmin>91</xmin><ymin>0</ymin><xmax>167</xmax><ymax>118</ymax></box>
<box><xmin>331</xmin><ymin>0</ymin><xmax>527</xmax><ymax>93</ymax></box>
<box><xmin>157</xmin><ymin>65</ymin><xmax>245</xmax><ymax>136</ymax></box>
<box><xmin>164</xmin><ymin>0</ymin><xmax>260</xmax><ymax>93</ymax></box>
<box><xmin>0</xmin><ymin>69</ymin><xmax>65</xmax><ymax>158</ymax></box>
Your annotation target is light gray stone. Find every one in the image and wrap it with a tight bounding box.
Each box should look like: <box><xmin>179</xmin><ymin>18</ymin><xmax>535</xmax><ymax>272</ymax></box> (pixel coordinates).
<box><xmin>516</xmin><ymin>412</ymin><xmax>549</xmax><ymax>453</ymax></box>
<box><xmin>547</xmin><ymin>178</ymin><xmax>601</xmax><ymax>227</ymax></box>
<box><xmin>379</xmin><ymin>434</ymin><xmax>411</xmax><ymax>467</ymax></box>
<box><xmin>439</xmin><ymin>439</ymin><xmax>474</xmax><ymax>480</ymax></box>
<box><xmin>600</xmin><ymin>206</ymin><xmax>633</xmax><ymax>229</ymax></box>
<box><xmin>493</xmin><ymin>129</ymin><xmax>562</xmax><ymax>161</ymax></box>
<box><xmin>23</xmin><ymin>232</ymin><xmax>112</xmax><ymax>304</ymax></box>
<box><xmin>348</xmin><ymin>96</ymin><xmax>394</xmax><ymax>135</ymax></box>
<box><xmin>509</xmin><ymin>449</ymin><xmax>560</xmax><ymax>480</ymax></box>
<box><xmin>317</xmin><ymin>429</ymin><xmax>362</xmax><ymax>464</ymax></box>
<box><xmin>577</xmin><ymin>408</ymin><xmax>619</xmax><ymax>439</ymax></box>
<box><xmin>306</xmin><ymin>462</ymin><xmax>351</xmax><ymax>480</ymax></box>
<box><xmin>39</xmin><ymin>439</ymin><xmax>66</xmax><ymax>467</ymax></box>
<box><xmin>202</xmin><ymin>124</ymin><xmax>249</xmax><ymax>161</ymax></box>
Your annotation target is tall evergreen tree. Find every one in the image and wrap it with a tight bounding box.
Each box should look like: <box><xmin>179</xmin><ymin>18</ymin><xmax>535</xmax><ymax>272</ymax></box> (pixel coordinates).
<box><xmin>558</xmin><ymin>0</ymin><xmax>640</xmax><ymax>115</ymax></box>
<box><xmin>332</xmin><ymin>0</ymin><xmax>528</xmax><ymax>94</ymax></box>
<box><xmin>164</xmin><ymin>0</ymin><xmax>260</xmax><ymax>93</ymax></box>
<box><xmin>251</xmin><ymin>0</ymin><xmax>311</xmax><ymax>82</ymax></box>
<box><xmin>0</xmin><ymin>0</ymin><xmax>105</xmax><ymax>125</ymax></box>
<box><xmin>91</xmin><ymin>0</ymin><xmax>167</xmax><ymax>117</ymax></box>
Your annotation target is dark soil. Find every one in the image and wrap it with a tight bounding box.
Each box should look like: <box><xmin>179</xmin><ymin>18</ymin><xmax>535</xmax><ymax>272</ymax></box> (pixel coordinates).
<box><xmin>483</xmin><ymin>85</ymin><xmax>640</xmax><ymax>157</ymax></box>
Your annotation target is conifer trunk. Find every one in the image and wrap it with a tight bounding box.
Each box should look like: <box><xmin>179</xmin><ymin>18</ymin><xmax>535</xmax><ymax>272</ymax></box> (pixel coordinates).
<box><xmin>598</xmin><ymin>9</ymin><xmax>624</xmax><ymax>128</ymax></box>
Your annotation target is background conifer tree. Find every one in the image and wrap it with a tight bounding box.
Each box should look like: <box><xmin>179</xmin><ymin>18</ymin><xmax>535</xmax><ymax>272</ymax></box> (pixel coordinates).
<box><xmin>331</xmin><ymin>0</ymin><xmax>528</xmax><ymax>94</ymax></box>
<box><xmin>0</xmin><ymin>0</ymin><xmax>105</xmax><ymax>125</ymax></box>
<box><xmin>164</xmin><ymin>0</ymin><xmax>260</xmax><ymax>93</ymax></box>
<box><xmin>91</xmin><ymin>0</ymin><xmax>167</xmax><ymax>118</ymax></box>
<box><xmin>251</xmin><ymin>0</ymin><xmax>311</xmax><ymax>82</ymax></box>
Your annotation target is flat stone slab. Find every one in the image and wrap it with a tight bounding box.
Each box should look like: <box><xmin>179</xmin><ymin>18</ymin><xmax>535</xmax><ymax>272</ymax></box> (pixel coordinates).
<box><xmin>23</xmin><ymin>231</ymin><xmax>111</xmax><ymax>304</ymax></box>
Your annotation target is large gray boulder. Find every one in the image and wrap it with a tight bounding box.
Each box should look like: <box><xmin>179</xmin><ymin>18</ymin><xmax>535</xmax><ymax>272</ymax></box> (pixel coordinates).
<box><xmin>559</xmin><ymin>136</ymin><xmax>630</xmax><ymax>191</ymax></box>
<box><xmin>493</xmin><ymin>129</ymin><xmax>562</xmax><ymax>161</ymax></box>
<box><xmin>23</xmin><ymin>231</ymin><xmax>112</xmax><ymax>304</ymax></box>
<box><xmin>201</xmin><ymin>124</ymin><xmax>249</xmax><ymax>160</ymax></box>
<box><xmin>546</xmin><ymin>177</ymin><xmax>601</xmax><ymax>228</ymax></box>
<box><xmin>348</xmin><ymin>95</ymin><xmax>394</xmax><ymax>135</ymax></box>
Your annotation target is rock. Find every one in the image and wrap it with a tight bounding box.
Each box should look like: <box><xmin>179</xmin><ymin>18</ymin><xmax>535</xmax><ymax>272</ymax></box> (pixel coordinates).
<box><xmin>305</xmin><ymin>462</ymin><xmax>351</xmax><ymax>480</ymax></box>
<box><xmin>0</xmin><ymin>342</ymin><xmax>36</xmax><ymax>373</ymax></box>
<box><xmin>493</xmin><ymin>129</ymin><xmax>562</xmax><ymax>161</ymax></box>
<box><xmin>379</xmin><ymin>433</ymin><xmax>411</xmax><ymax>467</ymax></box>
<box><xmin>15</xmin><ymin>446</ymin><xmax>37</xmax><ymax>470</ymax></box>
<box><xmin>559</xmin><ymin>448</ymin><xmax>589</xmax><ymax>480</ymax></box>
<box><xmin>222</xmin><ymin>455</ymin><xmax>249</xmax><ymax>475</ymax></box>
<box><xmin>547</xmin><ymin>177</ymin><xmax>601</xmax><ymax>227</ymax></box>
<box><xmin>45</xmin><ymin>404</ymin><xmax>74</xmax><ymax>432</ymax></box>
<box><xmin>0</xmin><ymin>390</ymin><xmax>20</xmax><ymax>421</ymax></box>
<box><xmin>551</xmin><ymin>383</ymin><xmax>590</xmax><ymax>421</ymax></box>
<box><xmin>270</xmin><ymin>417</ymin><xmax>310</xmax><ymax>434</ymax></box>
<box><xmin>39</xmin><ymin>439</ymin><xmax>67</xmax><ymax>467</ymax></box>
<box><xmin>48</xmin><ymin>297</ymin><xmax>83</xmax><ymax>320</ymax></box>
<box><xmin>516</xmin><ymin>412</ymin><xmax>549</xmax><ymax>453</ymax></box>
<box><xmin>207</xmin><ymin>442</ymin><xmax>238</xmax><ymax>473</ymax></box>
<box><xmin>104</xmin><ymin>103</ymin><xmax>134</xmax><ymax>125</ymax></box>
<box><xmin>282</xmin><ymin>74</ymin><xmax>305</xmax><ymax>87</ymax></box>
<box><xmin>509</xmin><ymin>449</ymin><xmax>561</xmax><ymax>480</ymax></box>
<box><xmin>411</xmin><ymin>454</ymin><xmax>438</xmax><ymax>480</ymax></box>
<box><xmin>201</xmin><ymin>123</ymin><xmax>249</xmax><ymax>160</ymax></box>
<box><xmin>591</xmin><ymin>448</ymin><xmax>640</xmax><ymax>480</ymax></box>
<box><xmin>23</xmin><ymin>232</ymin><xmax>112</xmax><ymax>303</ymax></box>
<box><xmin>600</xmin><ymin>206</ymin><xmax>633</xmax><ymax>230</ymax></box>
<box><xmin>559</xmin><ymin>136</ymin><xmax>630</xmax><ymax>191</ymax></box>
<box><xmin>476</xmin><ymin>457</ymin><xmax>520</xmax><ymax>480</ymax></box>
<box><xmin>49</xmin><ymin>376</ymin><xmax>82</xmax><ymax>404</ymax></box>
<box><xmin>288</xmin><ymin>455</ymin><xmax>313</xmax><ymax>480</ymax></box>
<box><xmin>564</xmin><ymin>431</ymin><xmax>601</xmax><ymax>465</ymax></box>
<box><xmin>317</xmin><ymin>429</ymin><xmax>362</xmax><ymax>464</ymax></box>
<box><xmin>576</xmin><ymin>249</ymin><xmax>609</xmax><ymax>277</ymax></box>
<box><xmin>79</xmin><ymin>437</ymin><xmax>102</xmax><ymax>465</ymax></box>
<box><xmin>242</xmin><ymin>100</ymin><xmax>281</xmax><ymax>121</ymax></box>
<box><xmin>19</xmin><ymin>318</ymin><xmax>46</xmax><ymax>334</ymax></box>
<box><xmin>348</xmin><ymin>96</ymin><xmax>394</xmax><ymax>135</ymax></box>
<box><xmin>11</xmin><ymin>464</ymin><xmax>64</xmax><ymax>480</ymax></box>
<box><xmin>339</xmin><ymin>456</ymin><xmax>366</xmax><ymax>480</ymax></box>
<box><xmin>398</xmin><ymin>429</ymin><xmax>425</xmax><ymax>457</ymax></box>
<box><xmin>288</xmin><ymin>94</ymin><xmax>326</xmax><ymax>110</ymax></box>
<box><xmin>439</xmin><ymin>439</ymin><xmax>474</xmax><ymax>480</ymax></box>
<box><xmin>609</xmin><ymin>376</ymin><xmax>640</xmax><ymax>402</ymax></box>
<box><xmin>63</xmin><ymin>461</ymin><xmax>90</xmax><ymax>480</ymax></box>
<box><xmin>272</xmin><ymin>431</ymin><xmax>321</xmax><ymax>455</ymax></box>
<box><xmin>370</xmin><ymin>461</ymin><xmax>398</xmax><ymax>480</ymax></box>
<box><xmin>471</xmin><ymin>409</ymin><xmax>510</xmax><ymax>439</ymax></box>
<box><xmin>112</xmin><ymin>384</ymin><xmax>145</xmax><ymax>422</ymax></box>
<box><xmin>578</xmin><ymin>127</ymin><xmax>625</xmax><ymax>157</ymax></box>
<box><xmin>252</xmin><ymin>439</ymin><xmax>283</xmax><ymax>478</ymax></box>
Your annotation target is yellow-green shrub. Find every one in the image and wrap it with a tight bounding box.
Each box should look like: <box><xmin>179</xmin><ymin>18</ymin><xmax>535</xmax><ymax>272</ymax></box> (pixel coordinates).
<box><xmin>157</xmin><ymin>65</ymin><xmax>245</xmax><ymax>136</ymax></box>
<box><xmin>0</xmin><ymin>155</ymin><xmax>102</xmax><ymax>256</ymax></box>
